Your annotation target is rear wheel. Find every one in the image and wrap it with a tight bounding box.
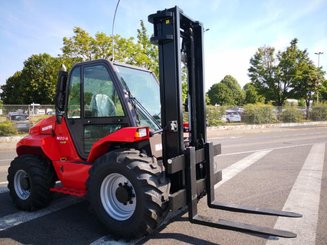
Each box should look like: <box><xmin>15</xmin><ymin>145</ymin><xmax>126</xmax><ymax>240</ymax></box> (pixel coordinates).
<box><xmin>87</xmin><ymin>149</ymin><xmax>170</xmax><ymax>239</ymax></box>
<box><xmin>7</xmin><ymin>154</ymin><xmax>56</xmax><ymax>211</ymax></box>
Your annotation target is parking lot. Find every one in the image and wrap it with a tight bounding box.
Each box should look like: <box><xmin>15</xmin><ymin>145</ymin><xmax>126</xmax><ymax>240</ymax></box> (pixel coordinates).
<box><xmin>0</xmin><ymin>125</ymin><xmax>326</xmax><ymax>244</ymax></box>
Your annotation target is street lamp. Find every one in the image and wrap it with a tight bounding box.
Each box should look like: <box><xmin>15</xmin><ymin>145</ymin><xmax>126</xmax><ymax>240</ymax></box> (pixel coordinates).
<box><xmin>315</xmin><ymin>51</ymin><xmax>323</xmax><ymax>67</ymax></box>
<box><xmin>111</xmin><ymin>0</ymin><xmax>121</xmax><ymax>61</ymax></box>
<box><xmin>314</xmin><ymin>51</ymin><xmax>323</xmax><ymax>104</ymax></box>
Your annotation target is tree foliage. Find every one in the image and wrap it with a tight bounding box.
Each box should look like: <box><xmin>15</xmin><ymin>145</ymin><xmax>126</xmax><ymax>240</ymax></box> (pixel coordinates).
<box><xmin>1</xmin><ymin>54</ymin><xmax>78</xmax><ymax>104</ymax></box>
<box><xmin>249</xmin><ymin>39</ymin><xmax>325</xmax><ymax>106</ymax></box>
<box><xmin>1</xmin><ymin>21</ymin><xmax>159</xmax><ymax>104</ymax></box>
<box><xmin>243</xmin><ymin>83</ymin><xmax>264</xmax><ymax>104</ymax></box>
<box><xmin>248</xmin><ymin>46</ymin><xmax>281</xmax><ymax>104</ymax></box>
<box><xmin>207</xmin><ymin>75</ymin><xmax>244</xmax><ymax>106</ymax></box>
<box><xmin>62</xmin><ymin>21</ymin><xmax>158</xmax><ymax>77</ymax></box>
<box><xmin>1</xmin><ymin>71</ymin><xmax>24</xmax><ymax>104</ymax></box>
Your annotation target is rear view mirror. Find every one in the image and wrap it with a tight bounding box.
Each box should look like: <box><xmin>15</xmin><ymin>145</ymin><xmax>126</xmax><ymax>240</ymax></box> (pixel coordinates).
<box><xmin>55</xmin><ymin>65</ymin><xmax>68</xmax><ymax>123</ymax></box>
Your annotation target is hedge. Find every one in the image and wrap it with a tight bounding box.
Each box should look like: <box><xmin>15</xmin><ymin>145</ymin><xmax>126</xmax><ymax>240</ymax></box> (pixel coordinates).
<box><xmin>310</xmin><ymin>104</ymin><xmax>327</xmax><ymax>121</ymax></box>
<box><xmin>206</xmin><ymin>105</ymin><xmax>226</xmax><ymax>126</ymax></box>
<box><xmin>0</xmin><ymin>120</ymin><xmax>18</xmax><ymax>136</ymax></box>
<box><xmin>243</xmin><ymin>104</ymin><xmax>277</xmax><ymax>124</ymax></box>
<box><xmin>280</xmin><ymin>106</ymin><xmax>304</xmax><ymax>123</ymax></box>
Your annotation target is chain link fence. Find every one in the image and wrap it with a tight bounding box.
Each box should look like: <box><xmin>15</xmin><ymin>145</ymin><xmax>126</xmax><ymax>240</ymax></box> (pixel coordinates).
<box><xmin>0</xmin><ymin>104</ymin><xmax>55</xmax><ymax>118</ymax></box>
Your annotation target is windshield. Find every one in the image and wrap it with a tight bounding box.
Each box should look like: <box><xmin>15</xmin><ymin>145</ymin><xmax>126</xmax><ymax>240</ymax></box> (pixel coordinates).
<box><xmin>114</xmin><ymin>64</ymin><xmax>161</xmax><ymax>131</ymax></box>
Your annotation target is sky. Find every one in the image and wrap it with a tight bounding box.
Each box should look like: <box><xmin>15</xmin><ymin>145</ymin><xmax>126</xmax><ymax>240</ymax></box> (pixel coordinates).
<box><xmin>0</xmin><ymin>0</ymin><xmax>326</xmax><ymax>92</ymax></box>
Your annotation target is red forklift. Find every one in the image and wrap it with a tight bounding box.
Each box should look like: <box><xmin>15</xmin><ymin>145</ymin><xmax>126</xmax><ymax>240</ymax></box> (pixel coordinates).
<box><xmin>7</xmin><ymin>6</ymin><xmax>301</xmax><ymax>239</ymax></box>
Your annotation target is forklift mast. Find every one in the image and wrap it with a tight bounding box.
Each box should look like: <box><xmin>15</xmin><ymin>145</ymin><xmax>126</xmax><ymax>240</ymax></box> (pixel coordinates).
<box><xmin>149</xmin><ymin>6</ymin><xmax>206</xmax><ymax>163</ymax></box>
<box><xmin>149</xmin><ymin>6</ymin><xmax>302</xmax><ymax>239</ymax></box>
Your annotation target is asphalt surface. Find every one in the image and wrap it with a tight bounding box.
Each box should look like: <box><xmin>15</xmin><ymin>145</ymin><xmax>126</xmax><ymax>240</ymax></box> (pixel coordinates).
<box><xmin>0</xmin><ymin>125</ymin><xmax>326</xmax><ymax>245</ymax></box>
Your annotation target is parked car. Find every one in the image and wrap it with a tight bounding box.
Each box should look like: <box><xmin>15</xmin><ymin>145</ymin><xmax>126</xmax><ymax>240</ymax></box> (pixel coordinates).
<box><xmin>8</xmin><ymin>114</ymin><xmax>30</xmax><ymax>132</ymax></box>
<box><xmin>222</xmin><ymin>110</ymin><xmax>241</xmax><ymax>122</ymax></box>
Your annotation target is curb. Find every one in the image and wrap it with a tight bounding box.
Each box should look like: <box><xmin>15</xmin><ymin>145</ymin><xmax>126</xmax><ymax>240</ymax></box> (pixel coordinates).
<box><xmin>0</xmin><ymin>136</ymin><xmax>25</xmax><ymax>143</ymax></box>
<box><xmin>1</xmin><ymin>121</ymin><xmax>326</xmax><ymax>143</ymax></box>
<box><xmin>207</xmin><ymin>121</ymin><xmax>327</xmax><ymax>131</ymax></box>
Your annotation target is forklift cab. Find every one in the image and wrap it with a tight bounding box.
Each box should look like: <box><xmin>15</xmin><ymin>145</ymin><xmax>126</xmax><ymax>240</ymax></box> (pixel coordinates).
<box><xmin>56</xmin><ymin>60</ymin><xmax>161</xmax><ymax>159</ymax></box>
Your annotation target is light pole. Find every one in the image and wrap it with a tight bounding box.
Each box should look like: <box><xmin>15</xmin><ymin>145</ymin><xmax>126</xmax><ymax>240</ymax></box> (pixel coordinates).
<box><xmin>111</xmin><ymin>0</ymin><xmax>121</xmax><ymax>61</ymax></box>
<box><xmin>315</xmin><ymin>51</ymin><xmax>323</xmax><ymax>67</ymax></box>
<box><xmin>314</xmin><ymin>51</ymin><xmax>323</xmax><ymax>103</ymax></box>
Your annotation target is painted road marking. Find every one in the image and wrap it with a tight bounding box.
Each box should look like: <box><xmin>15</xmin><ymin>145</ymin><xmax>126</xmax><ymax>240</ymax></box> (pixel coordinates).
<box><xmin>220</xmin><ymin>142</ymin><xmax>315</xmax><ymax>156</ymax></box>
<box><xmin>89</xmin><ymin>206</ymin><xmax>186</xmax><ymax>245</ymax></box>
<box><xmin>0</xmin><ymin>159</ymin><xmax>12</xmax><ymax>163</ymax></box>
<box><xmin>0</xmin><ymin>197</ymin><xmax>81</xmax><ymax>231</ymax></box>
<box><xmin>266</xmin><ymin>143</ymin><xmax>325</xmax><ymax>245</ymax></box>
<box><xmin>215</xmin><ymin>149</ymin><xmax>272</xmax><ymax>188</ymax></box>
<box><xmin>90</xmin><ymin>150</ymin><xmax>272</xmax><ymax>245</ymax></box>
<box><xmin>1</xmin><ymin>144</ymin><xmax>321</xmax><ymax>243</ymax></box>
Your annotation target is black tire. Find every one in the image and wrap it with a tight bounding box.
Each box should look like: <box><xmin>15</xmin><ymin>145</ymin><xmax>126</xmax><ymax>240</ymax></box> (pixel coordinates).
<box><xmin>7</xmin><ymin>154</ymin><xmax>56</xmax><ymax>211</ymax></box>
<box><xmin>87</xmin><ymin>149</ymin><xmax>170</xmax><ymax>239</ymax></box>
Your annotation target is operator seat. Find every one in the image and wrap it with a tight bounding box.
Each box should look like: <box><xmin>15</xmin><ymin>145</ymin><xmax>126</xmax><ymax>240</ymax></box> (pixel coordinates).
<box><xmin>91</xmin><ymin>94</ymin><xmax>116</xmax><ymax>117</ymax></box>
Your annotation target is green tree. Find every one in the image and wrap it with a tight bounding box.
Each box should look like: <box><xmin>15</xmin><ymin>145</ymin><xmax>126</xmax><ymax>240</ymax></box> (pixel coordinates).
<box><xmin>243</xmin><ymin>83</ymin><xmax>264</xmax><ymax>104</ymax></box>
<box><xmin>62</xmin><ymin>27</ymin><xmax>136</xmax><ymax>62</ymax></box>
<box><xmin>248</xmin><ymin>46</ymin><xmax>281</xmax><ymax>104</ymax></box>
<box><xmin>249</xmin><ymin>39</ymin><xmax>322</xmax><ymax>107</ymax></box>
<box><xmin>278</xmin><ymin>39</ymin><xmax>325</xmax><ymax>117</ymax></box>
<box><xmin>1</xmin><ymin>54</ymin><xmax>78</xmax><ymax>104</ymax></box>
<box><xmin>291</xmin><ymin>62</ymin><xmax>325</xmax><ymax>118</ymax></box>
<box><xmin>0</xmin><ymin>71</ymin><xmax>24</xmax><ymax>104</ymax></box>
<box><xmin>135</xmin><ymin>20</ymin><xmax>158</xmax><ymax>76</ymax></box>
<box><xmin>62</xmin><ymin>23</ymin><xmax>159</xmax><ymax>77</ymax></box>
<box><xmin>20</xmin><ymin>53</ymin><xmax>60</xmax><ymax>104</ymax></box>
<box><xmin>207</xmin><ymin>82</ymin><xmax>232</xmax><ymax>105</ymax></box>
<box><xmin>221</xmin><ymin>75</ymin><xmax>244</xmax><ymax>105</ymax></box>
<box><xmin>2</xmin><ymin>22</ymin><xmax>158</xmax><ymax>105</ymax></box>
<box><xmin>319</xmin><ymin>78</ymin><xmax>327</xmax><ymax>102</ymax></box>
<box><xmin>207</xmin><ymin>75</ymin><xmax>244</xmax><ymax>106</ymax></box>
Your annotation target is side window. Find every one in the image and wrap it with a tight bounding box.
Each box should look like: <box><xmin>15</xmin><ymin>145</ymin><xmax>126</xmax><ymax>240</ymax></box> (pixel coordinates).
<box><xmin>67</xmin><ymin>67</ymin><xmax>81</xmax><ymax>118</ymax></box>
<box><xmin>83</xmin><ymin>65</ymin><xmax>125</xmax><ymax>118</ymax></box>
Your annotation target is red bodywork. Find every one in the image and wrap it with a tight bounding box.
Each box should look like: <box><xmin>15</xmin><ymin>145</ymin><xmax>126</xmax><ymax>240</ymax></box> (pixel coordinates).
<box><xmin>16</xmin><ymin>116</ymin><xmax>150</xmax><ymax>197</ymax></box>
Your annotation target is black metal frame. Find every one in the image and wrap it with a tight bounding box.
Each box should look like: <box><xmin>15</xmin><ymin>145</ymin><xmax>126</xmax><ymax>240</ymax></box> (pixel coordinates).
<box><xmin>149</xmin><ymin>6</ymin><xmax>301</xmax><ymax>239</ymax></box>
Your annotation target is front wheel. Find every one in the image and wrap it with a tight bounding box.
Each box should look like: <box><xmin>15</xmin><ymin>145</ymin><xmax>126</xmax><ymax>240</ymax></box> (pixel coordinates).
<box><xmin>87</xmin><ymin>149</ymin><xmax>170</xmax><ymax>239</ymax></box>
<box><xmin>7</xmin><ymin>154</ymin><xmax>56</xmax><ymax>211</ymax></box>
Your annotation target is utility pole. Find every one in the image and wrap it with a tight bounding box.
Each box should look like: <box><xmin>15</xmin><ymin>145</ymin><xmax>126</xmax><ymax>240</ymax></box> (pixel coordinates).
<box><xmin>315</xmin><ymin>51</ymin><xmax>323</xmax><ymax>67</ymax></box>
<box><xmin>111</xmin><ymin>0</ymin><xmax>121</xmax><ymax>61</ymax></box>
<box><xmin>314</xmin><ymin>51</ymin><xmax>324</xmax><ymax>104</ymax></box>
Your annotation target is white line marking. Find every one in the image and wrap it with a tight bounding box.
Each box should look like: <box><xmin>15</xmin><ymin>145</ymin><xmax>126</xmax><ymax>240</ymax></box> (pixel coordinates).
<box><xmin>89</xmin><ymin>207</ymin><xmax>186</xmax><ymax>245</ymax></box>
<box><xmin>0</xmin><ymin>197</ymin><xmax>81</xmax><ymax>231</ymax></box>
<box><xmin>215</xmin><ymin>149</ymin><xmax>272</xmax><ymax>188</ymax></box>
<box><xmin>220</xmin><ymin>143</ymin><xmax>315</xmax><ymax>157</ymax></box>
<box><xmin>266</xmin><ymin>143</ymin><xmax>325</xmax><ymax>245</ymax></box>
<box><xmin>0</xmin><ymin>159</ymin><xmax>12</xmax><ymax>162</ymax></box>
<box><xmin>0</xmin><ymin>181</ymin><xmax>8</xmax><ymax>185</ymax></box>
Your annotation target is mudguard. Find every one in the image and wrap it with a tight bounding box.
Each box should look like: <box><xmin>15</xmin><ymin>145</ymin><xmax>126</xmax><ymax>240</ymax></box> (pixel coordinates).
<box><xmin>16</xmin><ymin>116</ymin><xmax>80</xmax><ymax>162</ymax></box>
<box><xmin>87</xmin><ymin>127</ymin><xmax>149</xmax><ymax>162</ymax></box>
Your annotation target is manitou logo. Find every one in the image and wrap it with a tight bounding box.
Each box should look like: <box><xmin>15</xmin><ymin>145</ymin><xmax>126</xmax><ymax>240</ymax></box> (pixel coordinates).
<box><xmin>41</xmin><ymin>125</ymin><xmax>52</xmax><ymax>131</ymax></box>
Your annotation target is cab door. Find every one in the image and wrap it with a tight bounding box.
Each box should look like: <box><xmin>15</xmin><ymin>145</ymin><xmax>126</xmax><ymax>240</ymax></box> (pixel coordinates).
<box><xmin>65</xmin><ymin>61</ymin><xmax>130</xmax><ymax>159</ymax></box>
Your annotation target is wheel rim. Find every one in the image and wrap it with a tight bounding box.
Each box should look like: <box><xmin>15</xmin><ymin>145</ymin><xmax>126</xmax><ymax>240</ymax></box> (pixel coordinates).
<box><xmin>14</xmin><ymin>169</ymin><xmax>31</xmax><ymax>200</ymax></box>
<box><xmin>100</xmin><ymin>173</ymin><xmax>137</xmax><ymax>221</ymax></box>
